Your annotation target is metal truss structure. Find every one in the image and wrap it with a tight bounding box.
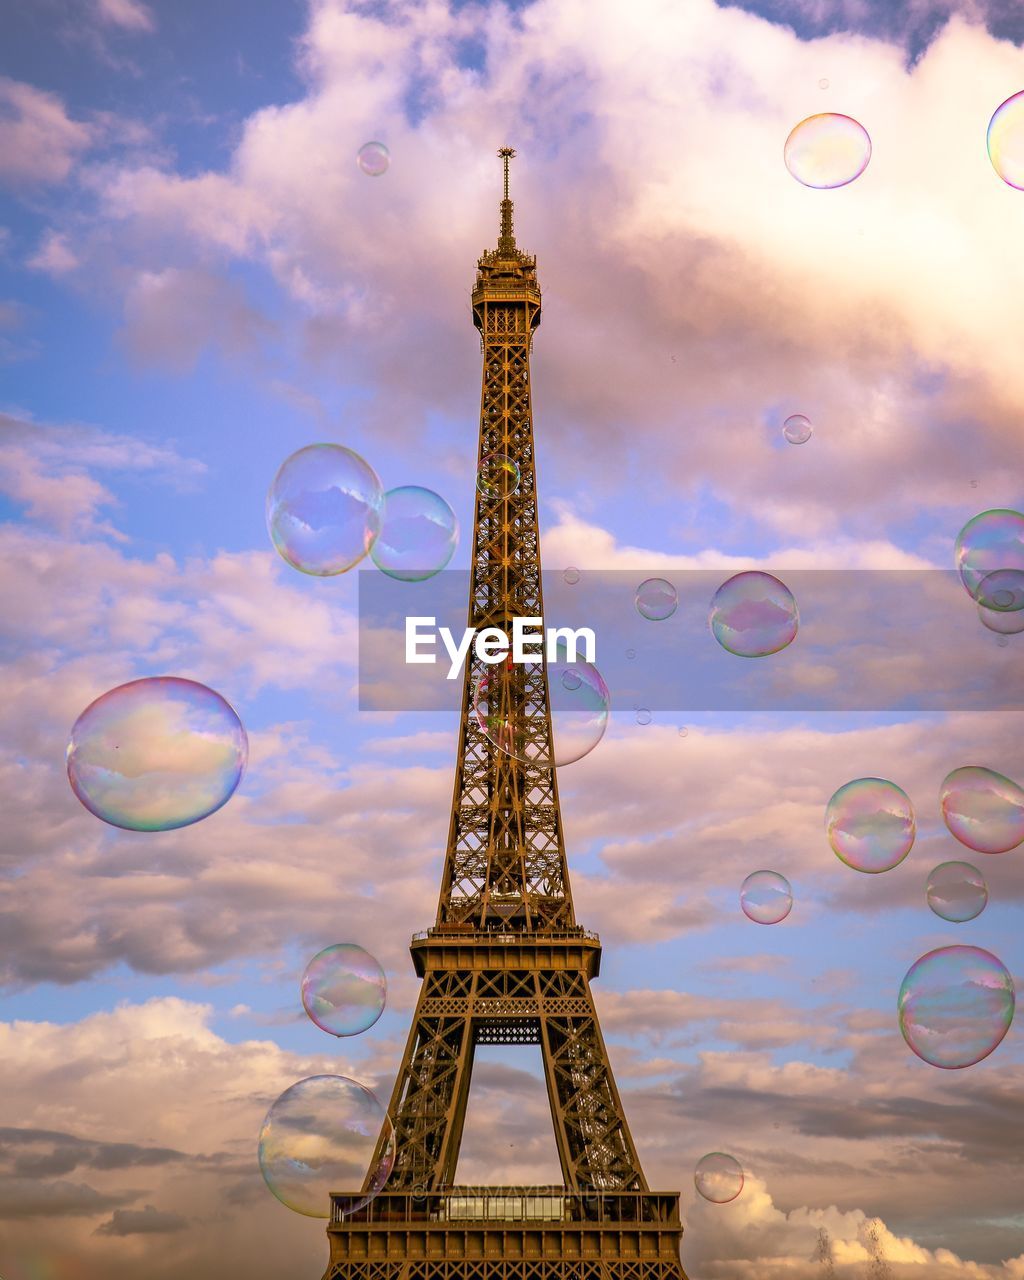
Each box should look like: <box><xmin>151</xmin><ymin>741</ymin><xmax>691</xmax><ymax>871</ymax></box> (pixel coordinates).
<box><xmin>322</xmin><ymin>150</ymin><xmax>688</xmax><ymax>1280</ymax></box>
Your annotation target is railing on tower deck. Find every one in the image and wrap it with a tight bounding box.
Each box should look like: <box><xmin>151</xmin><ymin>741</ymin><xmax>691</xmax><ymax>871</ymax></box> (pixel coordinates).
<box><xmin>411</xmin><ymin>926</ymin><xmax>600</xmax><ymax>944</ymax></box>
<box><xmin>329</xmin><ymin>1188</ymin><xmax>681</xmax><ymax>1228</ymax></box>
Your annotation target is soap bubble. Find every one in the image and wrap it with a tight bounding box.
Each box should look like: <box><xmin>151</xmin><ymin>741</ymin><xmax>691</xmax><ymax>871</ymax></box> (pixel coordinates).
<box><xmin>987</xmin><ymin>91</ymin><xmax>1024</xmax><ymax>189</ymax></box>
<box><xmin>357</xmin><ymin>141</ymin><xmax>390</xmax><ymax>176</ymax></box>
<box><xmin>258</xmin><ymin>1075</ymin><xmax>394</xmax><ymax>1217</ymax></box>
<box><xmin>636</xmin><ymin>708</ymin><xmax>652</xmax><ymax>725</ymax></box>
<box><xmin>678</xmin><ymin>726</ymin><xmax>689</xmax><ymax>737</ymax></box>
<box><xmin>301</xmin><ymin>944</ymin><xmax>386</xmax><ymax>1037</ymax></box>
<box><xmin>66</xmin><ymin>677</ymin><xmax>247</xmax><ymax>832</ymax></box>
<box><xmin>474</xmin><ymin>640</ymin><xmax>609</xmax><ymax>768</ymax></box>
<box><xmin>267</xmin><ymin>443</ymin><xmax>383</xmax><ymax>576</ymax></box>
<box><xmin>819</xmin><ymin>77</ymin><xmax>829</xmax><ymax>89</ymax></box>
<box><xmin>371</xmin><ymin>485</ymin><xmax>458</xmax><ymax>582</ymax></box>
<box><xmin>978</xmin><ymin>601</ymin><xmax>1024</xmax><ymax>634</ymax></box>
<box><xmin>955</xmin><ymin>509</ymin><xmax>1024</xmax><ymax>609</ymax></box>
<box><xmin>784</xmin><ymin>113</ymin><xmax>871</xmax><ymax>188</ymax></box>
<box><xmin>898</xmin><ymin>945</ymin><xmax>1015</xmax><ymax>1069</ymax></box>
<box><xmin>477</xmin><ymin>452</ymin><xmax>520</xmax><ymax>498</ymax></box>
<box><xmin>782</xmin><ymin>413</ymin><xmax>812</xmax><ymax>444</ymax></box>
<box><xmin>635</xmin><ymin>577</ymin><xmax>678</xmax><ymax>621</ymax></box>
<box><xmin>625</xmin><ymin>648</ymin><xmax>636</xmax><ymax>660</ymax></box>
<box><xmin>694</xmin><ymin>1152</ymin><xmax>744</xmax><ymax>1203</ymax></box>
<box><xmin>564</xmin><ymin>567</ymin><xmax>581</xmax><ymax>585</ymax></box>
<box><xmin>926</xmin><ymin>861</ymin><xmax>988</xmax><ymax>923</ymax></box>
<box><xmin>740</xmin><ymin>870</ymin><xmax>793</xmax><ymax>925</ymax></box>
<box><xmin>709</xmin><ymin>571</ymin><xmax>799</xmax><ymax>657</ymax></box>
<box><xmin>826</xmin><ymin>777</ymin><xmax>915</xmax><ymax>872</ymax></box>
<box><xmin>940</xmin><ymin>765</ymin><xmax>1024</xmax><ymax>854</ymax></box>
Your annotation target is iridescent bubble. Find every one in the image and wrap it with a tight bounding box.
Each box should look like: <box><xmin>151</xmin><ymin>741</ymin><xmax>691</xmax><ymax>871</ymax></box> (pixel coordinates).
<box><xmin>370</xmin><ymin>485</ymin><xmax>458</xmax><ymax>582</ymax></box>
<box><xmin>66</xmin><ymin>677</ymin><xmax>247</xmax><ymax>832</ymax></box>
<box><xmin>564</xmin><ymin>567</ymin><xmax>581</xmax><ymax>585</ymax></box>
<box><xmin>987</xmin><ymin>91</ymin><xmax>1024</xmax><ymax>189</ymax></box>
<box><xmin>926</xmin><ymin>861</ymin><xmax>988</xmax><ymax>923</ymax></box>
<box><xmin>357</xmin><ymin>141</ymin><xmax>390</xmax><ymax>177</ymax></box>
<box><xmin>636</xmin><ymin>708</ymin><xmax>652</xmax><ymax>726</ymax></box>
<box><xmin>826</xmin><ymin>777</ymin><xmax>915</xmax><ymax>872</ymax></box>
<box><xmin>940</xmin><ymin>765</ymin><xmax>1024</xmax><ymax>854</ymax></box>
<box><xmin>258</xmin><ymin>1075</ymin><xmax>394</xmax><ymax>1217</ymax></box>
<box><xmin>784</xmin><ymin>113</ymin><xmax>871</xmax><ymax>189</ymax></box>
<box><xmin>477</xmin><ymin>452</ymin><xmax>521</xmax><ymax>498</ymax></box>
<box><xmin>740</xmin><ymin>870</ymin><xmax>793</xmax><ymax>925</ymax></box>
<box><xmin>898</xmin><ymin>945</ymin><xmax>1015</xmax><ymax>1069</ymax></box>
<box><xmin>267</xmin><ymin>443</ymin><xmax>383</xmax><ymax>576</ymax></box>
<box><xmin>678</xmin><ymin>726</ymin><xmax>689</xmax><ymax>738</ymax></box>
<box><xmin>955</xmin><ymin>509</ymin><xmax>1024</xmax><ymax>609</ymax></box>
<box><xmin>694</xmin><ymin>1152</ymin><xmax>744</xmax><ymax>1204</ymax></box>
<box><xmin>709</xmin><ymin>571</ymin><xmax>799</xmax><ymax>657</ymax></box>
<box><xmin>783</xmin><ymin>413</ymin><xmax>813</xmax><ymax>445</ymax></box>
<box><xmin>978</xmin><ymin>601</ymin><xmax>1024</xmax><ymax>634</ymax></box>
<box><xmin>474</xmin><ymin>640</ymin><xmax>609</xmax><ymax>768</ymax></box>
<box><xmin>301</xmin><ymin>944</ymin><xmax>386</xmax><ymax>1038</ymax></box>
<box><xmin>635</xmin><ymin>577</ymin><xmax>678</xmax><ymax>621</ymax></box>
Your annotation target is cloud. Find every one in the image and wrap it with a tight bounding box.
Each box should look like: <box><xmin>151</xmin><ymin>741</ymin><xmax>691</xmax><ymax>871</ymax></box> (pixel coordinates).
<box><xmin>0</xmin><ymin>76</ymin><xmax>95</xmax><ymax>185</ymax></box>
<box><xmin>93</xmin><ymin>0</ymin><xmax>156</xmax><ymax>32</ymax></box>
<box><xmin>95</xmin><ymin>1204</ymin><xmax>186</xmax><ymax>1235</ymax></box>
<box><xmin>27</xmin><ymin>230</ymin><xmax>81</xmax><ymax>275</ymax></box>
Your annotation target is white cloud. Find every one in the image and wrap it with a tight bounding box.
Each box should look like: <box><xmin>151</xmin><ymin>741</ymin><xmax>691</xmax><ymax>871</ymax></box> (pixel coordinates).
<box><xmin>0</xmin><ymin>77</ymin><xmax>94</xmax><ymax>185</ymax></box>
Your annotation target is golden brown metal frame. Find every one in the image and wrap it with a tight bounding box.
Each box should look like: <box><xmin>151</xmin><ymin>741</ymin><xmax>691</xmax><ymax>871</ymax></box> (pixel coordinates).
<box><xmin>321</xmin><ymin>150</ymin><xmax>689</xmax><ymax>1280</ymax></box>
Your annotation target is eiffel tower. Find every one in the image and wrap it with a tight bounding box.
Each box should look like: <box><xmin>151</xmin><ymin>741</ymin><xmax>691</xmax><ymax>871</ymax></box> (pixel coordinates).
<box><xmin>322</xmin><ymin>149</ymin><xmax>688</xmax><ymax>1280</ymax></box>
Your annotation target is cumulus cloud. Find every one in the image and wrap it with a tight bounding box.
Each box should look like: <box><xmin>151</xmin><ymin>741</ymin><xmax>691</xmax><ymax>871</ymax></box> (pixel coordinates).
<box><xmin>27</xmin><ymin>229</ymin><xmax>81</xmax><ymax>275</ymax></box>
<box><xmin>0</xmin><ymin>76</ymin><xmax>95</xmax><ymax>185</ymax></box>
<box><xmin>93</xmin><ymin>0</ymin><xmax>156</xmax><ymax>32</ymax></box>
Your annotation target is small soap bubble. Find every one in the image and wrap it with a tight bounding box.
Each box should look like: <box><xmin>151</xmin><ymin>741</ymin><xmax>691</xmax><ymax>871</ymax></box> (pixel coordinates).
<box><xmin>258</xmin><ymin>1075</ymin><xmax>394</xmax><ymax>1217</ymax></box>
<box><xmin>979</xmin><ymin>602</ymin><xmax>1024</xmax><ymax>635</ymax></box>
<box><xmin>635</xmin><ymin>577</ymin><xmax>678</xmax><ymax>621</ymax></box>
<box><xmin>267</xmin><ymin>444</ymin><xmax>383</xmax><ymax>576</ymax></box>
<box><xmin>301</xmin><ymin>944</ymin><xmax>386</xmax><ymax>1037</ymax></box>
<box><xmin>477</xmin><ymin>452</ymin><xmax>521</xmax><ymax>498</ymax></box>
<box><xmin>784</xmin><ymin>113</ymin><xmax>871</xmax><ymax>188</ymax></box>
<box><xmin>625</xmin><ymin>648</ymin><xmax>636</xmax><ymax>660</ymax></box>
<box><xmin>694</xmin><ymin>1152</ymin><xmax>744</xmax><ymax>1203</ymax></box>
<box><xmin>709</xmin><ymin>571</ymin><xmax>798</xmax><ymax>657</ymax></box>
<box><xmin>987</xmin><ymin>91</ymin><xmax>1024</xmax><ymax>189</ymax></box>
<box><xmin>826</xmin><ymin>777</ymin><xmax>915</xmax><ymax>872</ymax></box>
<box><xmin>564</xmin><ymin>567</ymin><xmax>581</xmax><ymax>585</ymax></box>
<box><xmin>678</xmin><ymin>726</ymin><xmax>689</xmax><ymax>738</ymax></box>
<box><xmin>357</xmin><ymin>141</ymin><xmax>390</xmax><ymax>176</ymax></box>
<box><xmin>371</xmin><ymin>485</ymin><xmax>458</xmax><ymax>582</ymax></box>
<box><xmin>561</xmin><ymin>669</ymin><xmax>582</xmax><ymax>692</ymax></box>
<box><xmin>898</xmin><ymin>945</ymin><xmax>1015</xmax><ymax>1069</ymax></box>
<box><xmin>997</xmin><ymin>635</ymin><xmax>1010</xmax><ymax>647</ymax></box>
<box><xmin>66</xmin><ymin>677</ymin><xmax>247</xmax><ymax>832</ymax></box>
<box><xmin>940</xmin><ymin>765</ymin><xmax>1024</xmax><ymax>854</ymax></box>
<box><xmin>819</xmin><ymin>77</ymin><xmax>829</xmax><ymax>89</ymax></box>
<box><xmin>740</xmin><ymin>870</ymin><xmax>793</xmax><ymax>925</ymax></box>
<box><xmin>636</xmin><ymin>708</ymin><xmax>652</xmax><ymax>725</ymax></box>
<box><xmin>926</xmin><ymin>861</ymin><xmax>988</xmax><ymax>923</ymax></box>
<box><xmin>955</xmin><ymin>509</ymin><xmax>1024</xmax><ymax>609</ymax></box>
<box><xmin>783</xmin><ymin>413</ymin><xmax>813</xmax><ymax>445</ymax></box>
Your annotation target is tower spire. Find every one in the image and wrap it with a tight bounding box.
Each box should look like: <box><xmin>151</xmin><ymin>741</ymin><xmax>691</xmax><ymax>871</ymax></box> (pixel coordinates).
<box><xmin>497</xmin><ymin>145</ymin><xmax>517</xmax><ymax>254</ymax></box>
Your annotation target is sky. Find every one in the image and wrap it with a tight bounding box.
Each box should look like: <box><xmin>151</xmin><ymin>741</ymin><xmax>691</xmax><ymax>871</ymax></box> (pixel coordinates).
<box><xmin>1</xmin><ymin>0</ymin><xmax>1023</xmax><ymax>1277</ymax></box>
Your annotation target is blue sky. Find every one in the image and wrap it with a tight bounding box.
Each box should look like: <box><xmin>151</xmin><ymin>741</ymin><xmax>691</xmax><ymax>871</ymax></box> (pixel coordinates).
<box><xmin>1</xmin><ymin>1</ymin><xmax>1023</xmax><ymax>1277</ymax></box>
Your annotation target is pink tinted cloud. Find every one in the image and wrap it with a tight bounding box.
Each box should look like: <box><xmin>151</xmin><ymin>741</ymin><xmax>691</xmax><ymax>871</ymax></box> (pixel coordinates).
<box><xmin>0</xmin><ymin>77</ymin><xmax>95</xmax><ymax>185</ymax></box>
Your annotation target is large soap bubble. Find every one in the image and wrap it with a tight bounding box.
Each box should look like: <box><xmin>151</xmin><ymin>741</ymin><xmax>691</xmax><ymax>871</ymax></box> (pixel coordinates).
<box><xmin>826</xmin><ymin>777</ymin><xmax>915</xmax><ymax>872</ymax></box>
<box><xmin>694</xmin><ymin>1152</ymin><xmax>744</xmax><ymax>1203</ymax></box>
<box><xmin>710</xmin><ymin>571</ymin><xmax>798</xmax><ymax>657</ymax></box>
<box><xmin>926</xmin><ymin>861</ymin><xmax>988</xmax><ymax>923</ymax></box>
<box><xmin>740</xmin><ymin>870</ymin><xmax>793</xmax><ymax>925</ymax></box>
<box><xmin>987</xmin><ymin>91</ymin><xmax>1024</xmax><ymax>189</ymax></box>
<box><xmin>267</xmin><ymin>443</ymin><xmax>383</xmax><ymax>576</ymax></box>
<box><xmin>258</xmin><ymin>1075</ymin><xmax>394</xmax><ymax>1217</ymax></box>
<box><xmin>955</xmin><ymin>509</ymin><xmax>1024</xmax><ymax>611</ymax></box>
<box><xmin>371</xmin><ymin>485</ymin><xmax>458</xmax><ymax>582</ymax></box>
<box><xmin>940</xmin><ymin>765</ymin><xmax>1024</xmax><ymax>854</ymax></box>
<box><xmin>784</xmin><ymin>113</ymin><xmax>871</xmax><ymax>188</ymax></box>
<box><xmin>474</xmin><ymin>640</ymin><xmax>609</xmax><ymax>768</ymax></box>
<box><xmin>898</xmin><ymin>946</ymin><xmax>1015</xmax><ymax>1069</ymax></box>
<box><xmin>66</xmin><ymin>676</ymin><xmax>247</xmax><ymax>832</ymax></box>
<box><xmin>301</xmin><ymin>944</ymin><xmax>386</xmax><ymax>1037</ymax></box>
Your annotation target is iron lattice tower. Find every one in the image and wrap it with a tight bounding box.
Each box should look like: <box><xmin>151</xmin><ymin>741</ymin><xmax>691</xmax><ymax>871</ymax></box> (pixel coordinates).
<box><xmin>322</xmin><ymin>150</ymin><xmax>689</xmax><ymax>1280</ymax></box>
